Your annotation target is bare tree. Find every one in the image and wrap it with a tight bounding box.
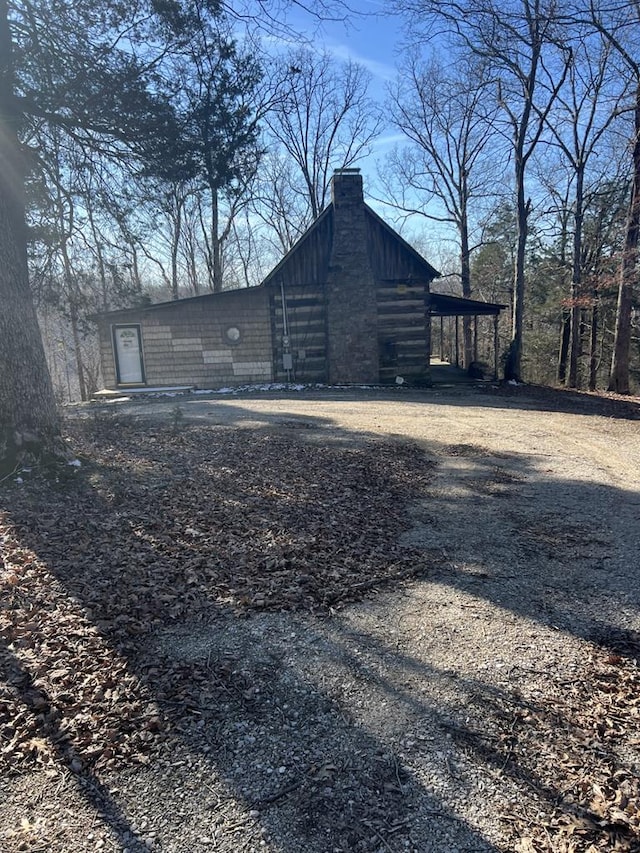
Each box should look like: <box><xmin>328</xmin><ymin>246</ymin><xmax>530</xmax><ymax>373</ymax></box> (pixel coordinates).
<box><xmin>251</xmin><ymin>152</ymin><xmax>317</xmax><ymax>253</ymax></box>
<box><xmin>398</xmin><ymin>0</ymin><xmax>571</xmax><ymax>381</ymax></box>
<box><xmin>38</xmin><ymin>131</ymin><xmax>90</xmax><ymax>400</ymax></box>
<box><xmin>542</xmin><ymin>32</ymin><xmax>624</xmax><ymax>388</ymax></box>
<box><xmin>384</xmin><ymin>52</ymin><xmax>500</xmax><ymax>368</ymax></box>
<box><xmin>263</xmin><ymin>47</ymin><xmax>383</xmax><ymax>224</ymax></box>
<box><xmin>565</xmin><ymin>0</ymin><xmax>640</xmax><ymax>394</ymax></box>
<box><xmin>581</xmin><ymin>179</ymin><xmax>629</xmax><ymax>390</ymax></box>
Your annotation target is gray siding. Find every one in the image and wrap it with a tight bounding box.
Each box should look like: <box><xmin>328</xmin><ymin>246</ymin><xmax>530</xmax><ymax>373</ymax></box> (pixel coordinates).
<box><xmin>98</xmin><ymin>288</ymin><xmax>272</xmax><ymax>389</ymax></box>
<box><xmin>270</xmin><ymin>284</ymin><xmax>328</xmax><ymax>384</ymax></box>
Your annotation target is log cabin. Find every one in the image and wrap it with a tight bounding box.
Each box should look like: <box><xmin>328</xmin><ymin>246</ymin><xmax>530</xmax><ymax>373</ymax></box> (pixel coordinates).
<box><xmin>96</xmin><ymin>169</ymin><xmax>503</xmax><ymax>391</ymax></box>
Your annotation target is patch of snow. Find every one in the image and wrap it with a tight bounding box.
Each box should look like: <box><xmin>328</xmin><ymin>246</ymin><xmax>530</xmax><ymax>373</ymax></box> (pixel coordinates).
<box><xmin>68</xmin><ymin>459</ymin><xmax>82</xmax><ymax>467</ymax></box>
<box><xmin>193</xmin><ymin>383</ymin><xmax>320</xmax><ymax>396</ymax></box>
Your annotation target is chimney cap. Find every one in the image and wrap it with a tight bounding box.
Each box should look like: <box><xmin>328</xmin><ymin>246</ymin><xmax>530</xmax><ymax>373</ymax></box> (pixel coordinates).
<box><xmin>331</xmin><ymin>168</ymin><xmax>364</xmax><ymax>206</ymax></box>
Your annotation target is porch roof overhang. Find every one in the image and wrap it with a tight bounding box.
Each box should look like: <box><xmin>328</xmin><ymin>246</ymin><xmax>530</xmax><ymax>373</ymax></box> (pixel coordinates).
<box><xmin>430</xmin><ymin>292</ymin><xmax>506</xmax><ymax>317</ymax></box>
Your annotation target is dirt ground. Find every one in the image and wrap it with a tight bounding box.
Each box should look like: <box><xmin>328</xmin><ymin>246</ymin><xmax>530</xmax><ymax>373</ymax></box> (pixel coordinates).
<box><xmin>1</xmin><ymin>384</ymin><xmax>639</xmax><ymax>853</ymax></box>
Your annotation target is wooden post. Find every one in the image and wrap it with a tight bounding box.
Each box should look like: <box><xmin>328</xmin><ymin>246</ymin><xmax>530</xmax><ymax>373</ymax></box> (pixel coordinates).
<box><xmin>473</xmin><ymin>315</ymin><xmax>478</xmax><ymax>361</ymax></box>
<box><xmin>440</xmin><ymin>316</ymin><xmax>444</xmax><ymax>359</ymax></box>
<box><xmin>493</xmin><ymin>314</ymin><xmax>499</xmax><ymax>380</ymax></box>
<box><xmin>455</xmin><ymin>316</ymin><xmax>460</xmax><ymax>366</ymax></box>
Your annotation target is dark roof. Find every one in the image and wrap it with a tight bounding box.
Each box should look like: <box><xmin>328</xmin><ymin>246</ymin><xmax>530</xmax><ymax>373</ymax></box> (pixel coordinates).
<box><xmin>431</xmin><ymin>293</ymin><xmax>505</xmax><ymax>316</ymax></box>
<box><xmin>260</xmin><ymin>201</ymin><xmax>441</xmax><ymax>291</ymax></box>
<box><xmin>363</xmin><ymin>205</ymin><xmax>441</xmax><ymax>281</ymax></box>
<box><xmin>93</xmin><ymin>284</ymin><xmax>265</xmax><ymax>319</ymax></box>
<box><xmin>95</xmin><ymin>276</ymin><xmax>505</xmax><ymax>323</ymax></box>
<box><xmin>260</xmin><ymin>205</ymin><xmax>333</xmax><ymax>288</ymax></box>
<box><xmin>94</xmin><ymin>198</ymin><xmax>503</xmax><ymax>320</ymax></box>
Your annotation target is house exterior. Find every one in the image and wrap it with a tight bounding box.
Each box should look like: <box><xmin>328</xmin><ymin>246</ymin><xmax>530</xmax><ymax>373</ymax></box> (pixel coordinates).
<box><xmin>96</xmin><ymin>169</ymin><xmax>502</xmax><ymax>390</ymax></box>
<box><xmin>101</xmin><ymin>286</ymin><xmax>273</xmax><ymax>390</ymax></box>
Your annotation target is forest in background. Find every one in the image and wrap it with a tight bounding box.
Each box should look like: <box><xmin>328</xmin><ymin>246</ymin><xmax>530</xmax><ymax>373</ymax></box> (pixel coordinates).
<box><xmin>3</xmin><ymin>0</ymin><xmax>639</xmax><ymax>404</ymax></box>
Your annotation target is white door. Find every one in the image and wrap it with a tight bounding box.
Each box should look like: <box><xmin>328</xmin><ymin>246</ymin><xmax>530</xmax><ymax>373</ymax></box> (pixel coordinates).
<box><xmin>114</xmin><ymin>326</ymin><xmax>144</xmax><ymax>384</ymax></box>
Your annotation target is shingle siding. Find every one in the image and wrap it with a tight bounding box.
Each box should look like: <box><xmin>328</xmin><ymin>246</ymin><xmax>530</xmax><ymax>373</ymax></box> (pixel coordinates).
<box><xmin>97</xmin><ymin>287</ymin><xmax>273</xmax><ymax>389</ymax></box>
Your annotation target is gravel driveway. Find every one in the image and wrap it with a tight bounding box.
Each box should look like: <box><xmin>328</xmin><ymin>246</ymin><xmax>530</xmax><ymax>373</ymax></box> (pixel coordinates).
<box><xmin>2</xmin><ymin>385</ymin><xmax>639</xmax><ymax>853</ymax></box>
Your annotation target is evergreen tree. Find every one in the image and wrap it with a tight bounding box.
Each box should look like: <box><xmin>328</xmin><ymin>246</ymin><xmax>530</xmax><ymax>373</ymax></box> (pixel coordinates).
<box><xmin>0</xmin><ymin>0</ymin><xmax>218</xmax><ymax>469</ymax></box>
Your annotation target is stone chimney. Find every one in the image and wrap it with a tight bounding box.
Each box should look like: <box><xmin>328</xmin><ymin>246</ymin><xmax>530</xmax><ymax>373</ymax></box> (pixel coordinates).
<box><xmin>331</xmin><ymin>167</ymin><xmax>364</xmax><ymax>207</ymax></box>
<box><xmin>325</xmin><ymin>169</ymin><xmax>379</xmax><ymax>384</ymax></box>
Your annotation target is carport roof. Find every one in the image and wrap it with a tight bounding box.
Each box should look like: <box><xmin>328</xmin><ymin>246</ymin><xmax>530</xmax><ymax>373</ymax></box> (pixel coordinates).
<box><xmin>430</xmin><ymin>292</ymin><xmax>505</xmax><ymax>317</ymax></box>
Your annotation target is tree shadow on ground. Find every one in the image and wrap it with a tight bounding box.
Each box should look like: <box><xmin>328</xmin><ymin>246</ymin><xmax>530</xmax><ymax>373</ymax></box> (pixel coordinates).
<box><xmin>1</xmin><ymin>417</ymin><xmax>502</xmax><ymax>853</ymax></box>
<box><xmin>272</xmin><ymin>611</ymin><xmax>639</xmax><ymax>846</ymax></box>
<box><xmin>77</xmin><ymin>380</ymin><xmax>640</xmax><ymax>426</ymax></box>
<box><xmin>401</xmin><ymin>436</ymin><xmax>640</xmax><ymax>657</ymax></box>
<box><xmin>1</xmin><ymin>409</ymin><xmax>638</xmax><ymax>851</ymax></box>
<box><xmin>445</xmin><ymin>382</ymin><xmax>640</xmax><ymax>420</ymax></box>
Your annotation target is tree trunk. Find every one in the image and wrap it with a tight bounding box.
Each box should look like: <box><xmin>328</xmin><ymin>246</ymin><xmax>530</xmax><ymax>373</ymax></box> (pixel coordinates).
<box><xmin>59</xmin><ymin>228</ymin><xmax>88</xmax><ymax>402</ymax></box>
<box><xmin>170</xmin><ymin>197</ymin><xmax>182</xmax><ymax>300</ymax></box>
<box><xmin>568</xmin><ymin>167</ymin><xmax>585</xmax><ymax>389</ymax></box>
<box><xmin>555</xmin><ymin>208</ymin><xmax>571</xmax><ymax>383</ymax></box>
<box><xmin>69</xmin><ymin>300</ymin><xmax>88</xmax><ymax>402</ymax></box>
<box><xmin>588</xmin><ymin>296</ymin><xmax>599</xmax><ymax>391</ymax></box>
<box><xmin>131</xmin><ymin>247</ymin><xmax>142</xmax><ymax>294</ymax></box>
<box><xmin>557</xmin><ymin>309</ymin><xmax>570</xmax><ymax>382</ymax></box>
<box><xmin>87</xmin><ymin>207</ymin><xmax>109</xmax><ymax>311</ymax></box>
<box><xmin>460</xmin><ymin>216</ymin><xmax>473</xmax><ymax>368</ymax></box>
<box><xmin>187</xmin><ymin>237</ymin><xmax>199</xmax><ymax>295</ymax></box>
<box><xmin>0</xmin><ymin>196</ymin><xmax>60</xmax><ymax>473</ymax></box>
<box><xmin>211</xmin><ymin>187</ymin><xmax>222</xmax><ymax>293</ymax></box>
<box><xmin>505</xmin><ymin>168</ymin><xmax>528</xmax><ymax>382</ymax></box>
<box><xmin>0</xmin><ymin>0</ymin><xmax>61</xmax><ymax>473</ymax></box>
<box><xmin>608</xmin><ymin>81</ymin><xmax>640</xmax><ymax>394</ymax></box>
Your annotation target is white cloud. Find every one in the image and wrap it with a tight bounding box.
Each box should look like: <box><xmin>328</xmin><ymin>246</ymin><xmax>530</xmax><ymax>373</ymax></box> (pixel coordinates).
<box><xmin>371</xmin><ymin>132</ymin><xmax>406</xmax><ymax>149</ymax></box>
<box><xmin>323</xmin><ymin>38</ymin><xmax>396</xmax><ymax>82</ymax></box>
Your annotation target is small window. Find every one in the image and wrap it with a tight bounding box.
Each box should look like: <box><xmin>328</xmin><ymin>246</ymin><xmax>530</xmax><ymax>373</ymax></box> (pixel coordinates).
<box><xmin>225</xmin><ymin>326</ymin><xmax>241</xmax><ymax>343</ymax></box>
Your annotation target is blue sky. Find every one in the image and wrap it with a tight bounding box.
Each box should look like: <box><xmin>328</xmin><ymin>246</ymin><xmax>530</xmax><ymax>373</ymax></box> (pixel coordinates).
<box><xmin>317</xmin><ymin>6</ymin><xmax>401</xmax><ymax>86</ymax></box>
<box><xmin>296</xmin><ymin>5</ymin><xmax>454</xmax><ymax>257</ymax></box>
<box><xmin>285</xmin><ymin>2</ymin><xmax>404</xmax><ymax>96</ymax></box>
<box><xmin>315</xmin><ymin>7</ymin><xmax>407</xmax><ymax>177</ymax></box>
<box><xmin>276</xmin><ymin>4</ymin><xmax>415</xmax><ymax>197</ymax></box>
<box><xmin>253</xmin><ymin>3</ymin><xmax>456</xmax><ymax>261</ymax></box>
<box><xmin>250</xmin><ymin>2</ymin><xmax>409</xmax><ymax>145</ymax></box>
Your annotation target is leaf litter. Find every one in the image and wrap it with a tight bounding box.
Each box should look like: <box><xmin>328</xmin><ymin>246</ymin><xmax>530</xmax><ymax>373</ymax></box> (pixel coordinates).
<box><xmin>0</xmin><ymin>414</ymin><xmax>638</xmax><ymax>852</ymax></box>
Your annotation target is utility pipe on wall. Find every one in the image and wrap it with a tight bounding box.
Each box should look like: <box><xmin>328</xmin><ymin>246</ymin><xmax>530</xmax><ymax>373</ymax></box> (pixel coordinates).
<box><xmin>280</xmin><ymin>280</ymin><xmax>292</xmax><ymax>383</ymax></box>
